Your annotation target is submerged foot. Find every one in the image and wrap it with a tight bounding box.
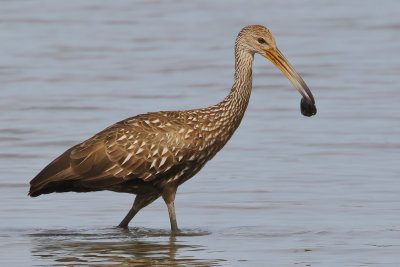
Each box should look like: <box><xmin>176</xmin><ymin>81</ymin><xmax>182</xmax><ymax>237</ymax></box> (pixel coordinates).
<box><xmin>118</xmin><ymin>223</ymin><xmax>129</xmax><ymax>229</ymax></box>
<box><xmin>171</xmin><ymin>228</ymin><xmax>181</xmax><ymax>236</ymax></box>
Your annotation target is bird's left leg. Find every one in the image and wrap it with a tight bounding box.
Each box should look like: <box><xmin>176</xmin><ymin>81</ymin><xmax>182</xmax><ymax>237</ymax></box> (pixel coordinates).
<box><xmin>118</xmin><ymin>193</ymin><xmax>160</xmax><ymax>228</ymax></box>
<box><xmin>162</xmin><ymin>185</ymin><xmax>179</xmax><ymax>235</ymax></box>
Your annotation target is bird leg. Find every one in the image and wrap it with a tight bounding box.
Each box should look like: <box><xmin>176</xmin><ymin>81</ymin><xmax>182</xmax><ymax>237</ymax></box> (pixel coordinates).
<box><xmin>118</xmin><ymin>205</ymin><xmax>138</xmax><ymax>228</ymax></box>
<box><xmin>166</xmin><ymin>201</ymin><xmax>179</xmax><ymax>234</ymax></box>
<box><xmin>162</xmin><ymin>186</ymin><xmax>179</xmax><ymax>235</ymax></box>
<box><xmin>118</xmin><ymin>193</ymin><xmax>159</xmax><ymax>228</ymax></box>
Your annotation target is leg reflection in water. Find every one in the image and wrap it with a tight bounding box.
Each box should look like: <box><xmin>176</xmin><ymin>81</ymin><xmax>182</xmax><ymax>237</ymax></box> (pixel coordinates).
<box><xmin>29</xmin><ymin>227</ymin><xmax>222</xmax><ymax>266</ymax></box>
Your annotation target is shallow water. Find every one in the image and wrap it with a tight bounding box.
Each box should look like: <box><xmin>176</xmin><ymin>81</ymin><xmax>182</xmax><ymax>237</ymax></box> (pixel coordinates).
<box><xmin>1</xmin><ymin>0</ymin><xmax>400</xmax><ymax>266</ymax></box>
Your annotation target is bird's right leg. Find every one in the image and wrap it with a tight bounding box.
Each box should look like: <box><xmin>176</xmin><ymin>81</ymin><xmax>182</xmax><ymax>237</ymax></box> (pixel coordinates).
<box><xmin>162</xmin><ymin>185</ymin><xmax>179</xmax><ymax>235</ymax></box>
<box><xmin>118</xmin><ymin>193</ymin><xmax>159</xmax><ymax>228</ymax></box>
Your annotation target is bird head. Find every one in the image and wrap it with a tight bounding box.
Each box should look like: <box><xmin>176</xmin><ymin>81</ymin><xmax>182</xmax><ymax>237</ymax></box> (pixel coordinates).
<box><xmin>237</xmin><ymin>25</ymin><xmax>316</xmax><ymax>117</ymax></box>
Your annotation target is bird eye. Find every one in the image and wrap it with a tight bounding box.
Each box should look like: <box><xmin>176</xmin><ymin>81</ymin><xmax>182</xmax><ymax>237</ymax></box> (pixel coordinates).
<box><xmin>257</xmin><ymin>38</ymin><xmax>266</xmax><ymax>44</ymax></box>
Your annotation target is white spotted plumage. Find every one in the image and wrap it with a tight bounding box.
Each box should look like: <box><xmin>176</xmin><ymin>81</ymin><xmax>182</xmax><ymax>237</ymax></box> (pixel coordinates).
<box><xmin>29</xmin><ymin>25</ymin><xmax>308</xmax><ymax>233</ymax></box>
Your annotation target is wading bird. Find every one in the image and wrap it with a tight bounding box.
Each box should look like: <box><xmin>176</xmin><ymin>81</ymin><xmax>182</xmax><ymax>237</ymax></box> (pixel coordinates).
<box><xmin>29</xmin><ymin>25</ymin><xmax>316</xmax><ymax>234</ymax></box>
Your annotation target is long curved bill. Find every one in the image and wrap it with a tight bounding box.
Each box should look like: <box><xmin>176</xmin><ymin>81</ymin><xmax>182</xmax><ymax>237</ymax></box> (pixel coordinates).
<box><xmin>263</xmin><ymin>48</ymin><xmax>315</xmax><ymax>105</ymax></box>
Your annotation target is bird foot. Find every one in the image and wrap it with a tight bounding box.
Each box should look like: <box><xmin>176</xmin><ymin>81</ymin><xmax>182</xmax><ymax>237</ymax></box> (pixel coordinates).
<box><xmin>171</xmin><ymin>228</ymin><xmax>181</xmax><ymax>236</ymax></box>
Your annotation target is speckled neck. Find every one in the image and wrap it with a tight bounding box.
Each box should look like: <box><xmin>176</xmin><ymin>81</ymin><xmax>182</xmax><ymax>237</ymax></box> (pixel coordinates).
<box><xmin>216</xmin><ymin>47</ymin><xmax>254</xmax><ymax>130</ymax></box>
<box><xmin>229</xmin><ymin>47</ymin><xmax>255</xmax><ymax>114</ymax></box>
<box><xmin>193</xmin><ymin>45</ymin><xmax>255</xmax><ymax>149</ymax></box>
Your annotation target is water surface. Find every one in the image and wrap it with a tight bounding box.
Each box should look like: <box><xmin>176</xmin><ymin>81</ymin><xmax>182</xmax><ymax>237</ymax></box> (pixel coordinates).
<box><xmin>1</xmin><ymin>0</ymin><xmax>399</xmax><ymax>266</ymax></box>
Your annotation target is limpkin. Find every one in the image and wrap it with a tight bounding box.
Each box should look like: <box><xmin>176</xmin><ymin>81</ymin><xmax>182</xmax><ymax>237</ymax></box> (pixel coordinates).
<box><xmin>29</xmin><ymin>25</ymin><xmax>316</xmax><ymax>234</ymax></box>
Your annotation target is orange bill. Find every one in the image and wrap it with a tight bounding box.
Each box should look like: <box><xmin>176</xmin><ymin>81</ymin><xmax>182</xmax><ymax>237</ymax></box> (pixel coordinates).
<box><xmin>263</xmin><ymin>48</ymin><xmax>315</xmax><ymax>105</ymax></box>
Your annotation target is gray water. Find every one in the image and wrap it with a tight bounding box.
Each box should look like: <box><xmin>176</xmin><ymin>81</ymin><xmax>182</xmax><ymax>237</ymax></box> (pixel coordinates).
<box><xmin>1</xmin><ymin>0</ymin><xmax>399</xmax><ymax>266</ymax></box>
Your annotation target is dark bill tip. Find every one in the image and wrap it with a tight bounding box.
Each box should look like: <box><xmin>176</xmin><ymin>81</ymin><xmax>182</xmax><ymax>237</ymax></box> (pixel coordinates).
<box><xmin>300</xmin><ymin>97</ymin><xmax>317</xmax><ymax>117</ymax></box>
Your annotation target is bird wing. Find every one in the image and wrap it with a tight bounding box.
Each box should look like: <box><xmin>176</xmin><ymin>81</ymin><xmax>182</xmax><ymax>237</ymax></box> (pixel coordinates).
<box><xmin>29</xmin><ymin>111</ymin><xmax>203</xmax><ymax>195</ymax></box>
<box><xmin>68</xmin><ymin>112</ymin><xmax>201</xmax><ymax>185</ymax></box>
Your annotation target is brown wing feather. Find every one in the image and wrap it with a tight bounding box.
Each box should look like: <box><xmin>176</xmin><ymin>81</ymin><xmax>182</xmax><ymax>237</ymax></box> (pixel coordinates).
<box><xmin>29</xmin><ymin>111</ymin><xmax>202</xmax><ymax>197</ymax></box>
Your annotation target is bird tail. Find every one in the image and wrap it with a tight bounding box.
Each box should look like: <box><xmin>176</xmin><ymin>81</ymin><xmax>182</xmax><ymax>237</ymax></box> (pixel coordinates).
<box><xmin>29</xmin><ymin>147</ymin><xmax>80</xmax><ymax>197</ymax></box>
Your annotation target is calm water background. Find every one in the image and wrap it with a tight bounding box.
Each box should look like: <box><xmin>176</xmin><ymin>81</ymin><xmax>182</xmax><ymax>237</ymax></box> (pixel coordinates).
<box><xmin>1</xmin><ymin>0</ymin><xmax>399</xmax><ymax>266</ymax></box>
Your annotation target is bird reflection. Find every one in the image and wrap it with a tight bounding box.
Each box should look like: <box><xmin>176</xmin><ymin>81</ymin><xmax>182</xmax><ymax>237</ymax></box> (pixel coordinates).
<box><xmin>29</xmin><ymin>227</ymin><xmax>222</xmax><ymax>266</ymax></box>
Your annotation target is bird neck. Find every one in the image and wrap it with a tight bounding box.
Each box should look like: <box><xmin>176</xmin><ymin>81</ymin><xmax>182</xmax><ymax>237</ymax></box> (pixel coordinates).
<box><xmin>188</xmin><ymin>47</ymin><xmax>254</xmax><ymax>152</ymax></box>
<box><xmin>229</xmin><ymin>48</ymin><xmax>254</xmax><ymax>112</ymax></box>
<box><xmin>218</xmin><ymin>48</ymin><xmax>254</xmax><ymax>129</ymax></box>
<box><xmin>199</xmin><ymin>47</ymin><xmax>254</xmax><ymax>146</ymax></box>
